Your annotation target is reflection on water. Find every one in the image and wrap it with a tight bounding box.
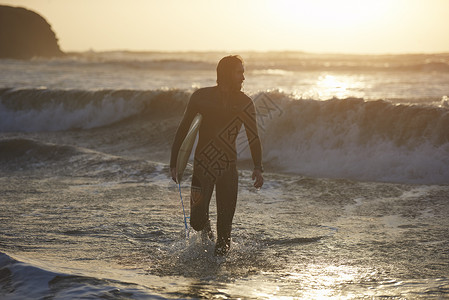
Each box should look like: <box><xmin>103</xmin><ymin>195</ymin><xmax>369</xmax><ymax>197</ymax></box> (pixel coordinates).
<box><xmin>298</xmin><ymin>74</ymin><xmax>367</xmax><ymax>100</ymax></box>
<box><xmin>284</xmin><ymin>265</ymin><xmax>366</xmax><ymax>298</ymax></box>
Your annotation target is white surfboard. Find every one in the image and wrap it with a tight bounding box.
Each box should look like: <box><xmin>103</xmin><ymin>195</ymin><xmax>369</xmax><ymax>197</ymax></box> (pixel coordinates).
<box><xmin>176</xmin><ymin>113</ymin><xmax>202</xmax><ymax>182</ymax></box>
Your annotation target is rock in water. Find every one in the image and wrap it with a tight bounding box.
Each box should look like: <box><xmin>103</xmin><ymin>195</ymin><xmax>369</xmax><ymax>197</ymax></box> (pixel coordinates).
<box><xmin>0</xmin><ymin>5</ymin><xmax>64</xmax><ymax>59</ymax></box>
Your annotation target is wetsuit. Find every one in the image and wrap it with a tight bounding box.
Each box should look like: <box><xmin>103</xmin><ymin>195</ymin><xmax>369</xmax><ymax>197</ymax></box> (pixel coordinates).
<box><xmin>170</xmin><ymin>86</ymin><xmax>262</xmax><ymax>253</ymax></box>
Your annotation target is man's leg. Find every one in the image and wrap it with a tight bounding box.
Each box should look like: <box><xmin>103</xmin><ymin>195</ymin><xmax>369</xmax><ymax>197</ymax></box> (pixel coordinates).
<box><xmin>214</xmin><ymin>167</ymin><xmax>238</xmax><ymax>255</ymax></box>
<box><xmin>190</xmin><ymin>174</ymin><xmax>214</xmax><ymax>234</ymax></box>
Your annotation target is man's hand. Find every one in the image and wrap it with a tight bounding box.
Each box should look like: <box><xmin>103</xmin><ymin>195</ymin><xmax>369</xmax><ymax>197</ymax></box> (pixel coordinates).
<box><xmin>170</xmin><ymin>167</ymin><xmax>178</xmax><ymax>183</ymax></box>
<box><xmin>252</xmin><ymin>169</ymin><xmax>264</xmax><ymax>189</ymax></box>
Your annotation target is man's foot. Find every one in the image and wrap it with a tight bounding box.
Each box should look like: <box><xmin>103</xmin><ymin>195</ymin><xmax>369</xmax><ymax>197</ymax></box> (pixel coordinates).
<box><xmin>214</xmin><ymin>239</ymin><xmax>230</xmax><ymax>256</ymax></box>
<box><xmin>201</xmin><ymin>219</ymin><xmax>214</xmax><ymax>242</ymax></box>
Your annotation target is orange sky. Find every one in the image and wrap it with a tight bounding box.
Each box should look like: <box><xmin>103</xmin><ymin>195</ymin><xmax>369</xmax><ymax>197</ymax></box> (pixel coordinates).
<box><xmin>1</xmin><ymin>0</ymin><xmax>449</xmax><ymax>54</ymax></box>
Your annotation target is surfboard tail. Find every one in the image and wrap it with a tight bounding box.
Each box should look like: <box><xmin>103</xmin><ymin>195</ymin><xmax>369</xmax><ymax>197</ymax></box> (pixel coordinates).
<box><xmin>175</xmin><ymin>113</ymin><xmax>202</xmax><ymax>183</ymax></box>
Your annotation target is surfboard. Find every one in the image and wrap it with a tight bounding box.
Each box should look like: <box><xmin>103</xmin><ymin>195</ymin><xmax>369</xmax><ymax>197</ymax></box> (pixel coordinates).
<box><xmin>176</xmin><ymin>113</ymin><xmax>202</xmax><ymax>182</ymax></box>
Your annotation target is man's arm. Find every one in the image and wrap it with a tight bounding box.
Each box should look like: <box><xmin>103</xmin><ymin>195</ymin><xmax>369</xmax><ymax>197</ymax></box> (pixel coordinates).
<box><xmin>243</xmin><ymin>96</ymin><xmax>264</xmax><ymax>188</ymax></box>
<box><xmin>243</xmin><ymin>97</ymin><xmax>263</xmax><ymax>168</ymax></box>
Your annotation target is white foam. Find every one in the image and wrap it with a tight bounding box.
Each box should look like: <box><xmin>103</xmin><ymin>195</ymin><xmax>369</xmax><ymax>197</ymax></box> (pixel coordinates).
<box><xmin>0</xmin><ymin>96</ymin><xmax>142</xmax><ymax>132</ymax></box>
<box><xmin>243</xmin><ymin>96</ymin><xmax>449</xmax><ymax>185</ymax></box>
<box><xmin>265</xmin><ymin>132</ymin><xmax>449</xmax><ymax>184</ymax></box>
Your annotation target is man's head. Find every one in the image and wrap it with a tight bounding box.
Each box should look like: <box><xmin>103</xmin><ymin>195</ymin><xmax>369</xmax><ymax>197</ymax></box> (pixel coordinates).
<box><xmin>216</xmin><ymin>55</ymin><xmax>245</xmax><ymax>91</ymax></box>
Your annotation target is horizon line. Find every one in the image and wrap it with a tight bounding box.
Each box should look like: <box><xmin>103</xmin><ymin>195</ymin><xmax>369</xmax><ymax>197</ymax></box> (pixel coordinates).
<box><xmin>62</xmin><ymin>48</ymin><xmax>449</xmax><ymax>56</ymax></box>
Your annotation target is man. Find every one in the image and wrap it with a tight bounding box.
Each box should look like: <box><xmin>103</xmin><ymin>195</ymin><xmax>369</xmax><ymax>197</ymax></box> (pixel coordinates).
<box><xmin>170</xmin><ymin>55</ymin><xmax>264</xmax><ymax>255</ymax></box>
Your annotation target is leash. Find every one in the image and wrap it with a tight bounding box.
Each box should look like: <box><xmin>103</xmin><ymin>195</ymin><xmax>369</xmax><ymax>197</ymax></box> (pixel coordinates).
<box><xmin>178</xmin><ymin>182</ymin><xmax>190</xmax><ymax>239</ymax></box>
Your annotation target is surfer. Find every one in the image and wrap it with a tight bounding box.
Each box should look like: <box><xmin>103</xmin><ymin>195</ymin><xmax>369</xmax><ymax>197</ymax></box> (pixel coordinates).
<box><xmin>170</xmin><ymin>55</ymin><xmax>264</xmax><ymax>255</ymax></box>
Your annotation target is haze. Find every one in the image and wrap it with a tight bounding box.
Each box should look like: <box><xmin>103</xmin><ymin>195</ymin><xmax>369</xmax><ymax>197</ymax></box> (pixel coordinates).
<box><xmin>1</xmin><ymin>0</ymin><xmax>448</xmax><ymax>54</ymax></box>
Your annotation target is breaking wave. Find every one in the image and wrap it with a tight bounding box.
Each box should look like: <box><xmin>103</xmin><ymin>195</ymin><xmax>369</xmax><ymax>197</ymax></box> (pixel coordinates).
<box><xmin>0</xmin><ymin>88</ymin><xmax>189</xmax><ymax>132</ymax></box>
<box><xmin>1</xmin><ymin>88</ymin><xmax>448</xmax><ymax>184</ymax></box>
<box><xmin>248</xmin><ymin>93</ymin><xmax>449</xmax><ymax>184</ymax></box>
<box><xmin>0</xmin><ymin>252</ymin><xmax>156</xmax><ymax>299</ymax></box>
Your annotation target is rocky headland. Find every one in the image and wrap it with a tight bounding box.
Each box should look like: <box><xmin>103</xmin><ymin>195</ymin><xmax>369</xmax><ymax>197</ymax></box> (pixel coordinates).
<box><xmin>0</xmin><ymin>5</ymin><xmax>64</xmax><ymax>59</ymax></box>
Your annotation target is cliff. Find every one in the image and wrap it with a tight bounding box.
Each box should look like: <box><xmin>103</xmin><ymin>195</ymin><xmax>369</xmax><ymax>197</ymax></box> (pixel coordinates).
<box><xmin>0</xmin><ymin>5</ymin><xmax>64</xmax><ymax>59</ymax></box>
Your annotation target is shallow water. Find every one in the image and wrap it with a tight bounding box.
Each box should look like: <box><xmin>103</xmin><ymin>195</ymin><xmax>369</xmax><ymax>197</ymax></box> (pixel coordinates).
<box><xmin>1</xmin><ymin>145</ymin><xmax>448</xmax><ymax>298</ymax></box>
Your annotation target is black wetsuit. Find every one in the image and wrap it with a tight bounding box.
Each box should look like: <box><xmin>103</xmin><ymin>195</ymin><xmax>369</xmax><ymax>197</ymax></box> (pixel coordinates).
<box><xmin>170</xmin><ymin>86</ymin><xmax>262</xmax><ymax>253</ymax></box>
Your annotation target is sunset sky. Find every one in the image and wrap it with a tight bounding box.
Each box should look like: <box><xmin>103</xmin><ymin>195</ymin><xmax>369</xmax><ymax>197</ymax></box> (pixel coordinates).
<box><xmin>1</xmin><ymin>0</ymin><xmax>449</xmax><ymax>54</ymax></box>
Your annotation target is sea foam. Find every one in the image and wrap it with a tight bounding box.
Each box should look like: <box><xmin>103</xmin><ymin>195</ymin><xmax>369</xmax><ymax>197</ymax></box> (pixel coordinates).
<box><xmin>240</xmin><ymin>93</ymin><xmax>449</xmax><ymax>184</ymax></box>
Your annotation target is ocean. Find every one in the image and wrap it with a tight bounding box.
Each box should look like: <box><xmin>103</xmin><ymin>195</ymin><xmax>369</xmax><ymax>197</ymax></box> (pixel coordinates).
<box><xmin>0</xmin><ymin>51</ymin><xmax>448</xmax><ymax>299</ymax></box>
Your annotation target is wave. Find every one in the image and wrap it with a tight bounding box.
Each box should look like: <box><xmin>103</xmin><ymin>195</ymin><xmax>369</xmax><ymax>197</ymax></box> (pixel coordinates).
<box><xmin>0</xmin><ymin>138</ymin><xmax>78</xmax><ymax>160</ymax></box>
<box><xmin>301</xmin><ymin>61</ymin><xmax>449</xmax><ymax>73</ymax></box>
<box><xmin>1</xmin><ymin>88</ymin><xmax>448</xmax><ymax>184</ymax></box>
<box><xmin>33</xmin><ymin>51</ymin><xmax>449</xmax><ymax>73</ymax></box>
<box><xmin>0</xmin><ymin>252</ymin><xmax>156</xmax><ymax>299</ymax></box>
<box><xmin>0</xmin><ymin>88</ymin><xmax>189</xmax><ymax>132</ymax></box>
<box><xmin>246</xmin><ymin>92</ymin><xmax>449</xmax><ymax>184</ymax></box>
<box><xmin>0</xmin><ymin>138</ymin><xmax>100</xmax><ymax>173</ymax></box>
<box><xmin>55</xmin><ymin>55</ymin><xmax>215</xmax><ymax>71</ymax></box>
<box><xmin>0</xmin><ymin>138</ymin><xmax>165</xmax><ymax>183</ymax></box>
<box><xmin>253</xmin><ymin>61</ymin><xmax>449</xmax><ymax>73</ymax></box>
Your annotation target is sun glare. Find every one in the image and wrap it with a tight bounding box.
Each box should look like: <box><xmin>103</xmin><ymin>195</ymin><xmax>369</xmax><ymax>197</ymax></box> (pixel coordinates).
<box><xmin>297</xmin><ymin>74</ymin><xmax>367</xmax><ymax>100</ymax></box>
<box><xmin>264</xmin><ymin>0</ymin><xmax>395</xmax><ymax>51</ymax></box>
<box><xmin>268</xmin><ymin>0</ymin><xmax>391</xmax><ymax>28</ymax></box>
